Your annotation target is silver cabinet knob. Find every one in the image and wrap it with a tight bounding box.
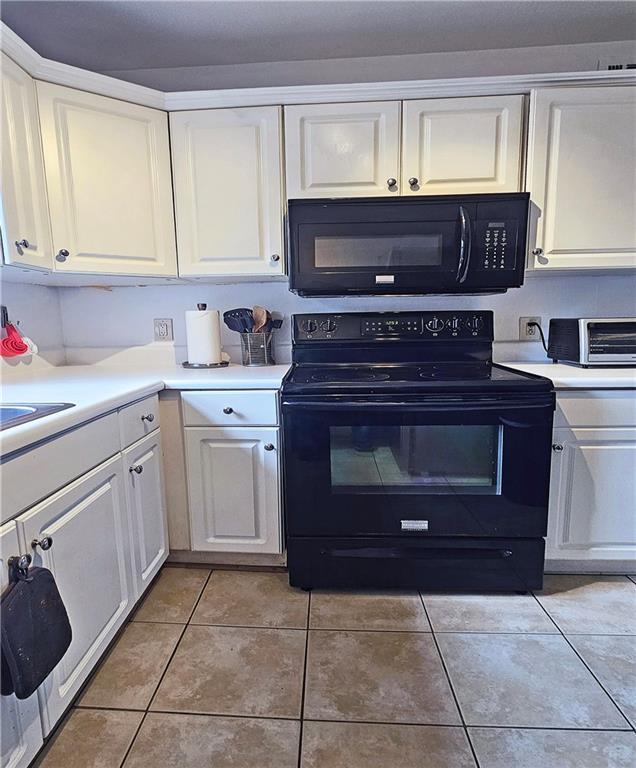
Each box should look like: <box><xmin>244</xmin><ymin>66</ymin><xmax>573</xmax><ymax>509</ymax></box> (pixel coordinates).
<box><xmin>129</xmin><ymin>465</ymin><xmax>144</xmax><ymax>474</ymax></box>
<box><xmin>223</xmin><ymin>407</ymin><xmax>234</xmax><ymax>414</ymax></box>
<box><xmin>56</xmin><ymin>249</ymin><xmax>70</xmax><ymax>262</ymax></box>
<box><xmin>271</xmin><ymin>254</ymin><xmax>281</xmax><ymax>262</ymax></box>
<box><xmin>32</xmin><ymin>536</ymin><xmax>53</xmax><ymax>551</ymax></box>
<box><xmin>408</xmin><ymin>177</ymin><xmax>419</xmax><ymax>188</ymax></box>
<box><xmin>552</xmin><ymin>443</ymin><xmax>564</xmax><ymax>452</ymax></box>
<box><xmin>387</xmin><ymin>178</ymin><xmax>397</xmax><ymax>189</ymax></box>
<box><xmin>15</xmin><ymin>238</ymin><xmax>32</xmax><ymax>254</ymax></box>
<box><xmin>141</xmin><ymin>413</ymin><xmax>155</xmax><ymax>423</ymax></box>
<box><xmin>264</xmin><ymin>443</ymin><xmax>275</xmax><ymax>451</ymax></box>
<box><xmin>532</xmin><ymin>248</ymin><xmax>544</xmax><ymax>257</ymax></box>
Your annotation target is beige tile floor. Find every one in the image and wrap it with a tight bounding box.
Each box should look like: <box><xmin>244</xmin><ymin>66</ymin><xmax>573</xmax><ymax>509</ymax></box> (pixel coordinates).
<box><xmin>35</xmin><ymin>567</ymin><xmax>636</xmax><ymax>768</ymax></box>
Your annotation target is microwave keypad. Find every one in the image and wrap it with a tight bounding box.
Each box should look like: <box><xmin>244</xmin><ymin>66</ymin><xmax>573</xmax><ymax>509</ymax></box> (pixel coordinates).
<box><xmin>475</xmin><ymin>220</ymin><xmax>517</xmax><ymax>271</ymax></box>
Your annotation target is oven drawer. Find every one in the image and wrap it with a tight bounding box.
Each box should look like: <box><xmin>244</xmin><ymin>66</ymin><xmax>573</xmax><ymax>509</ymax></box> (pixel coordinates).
<box><xmin>288</xmin><ymin>536</ymin><xmax>545</xmax><ymax>591</ymax></box>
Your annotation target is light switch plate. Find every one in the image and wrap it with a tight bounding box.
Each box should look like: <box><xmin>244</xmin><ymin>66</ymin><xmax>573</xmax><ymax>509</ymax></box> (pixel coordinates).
<box><xmin>153</xmin><ymin>318</ymin><xmax>174</xmax><ymax>341</ymax></box>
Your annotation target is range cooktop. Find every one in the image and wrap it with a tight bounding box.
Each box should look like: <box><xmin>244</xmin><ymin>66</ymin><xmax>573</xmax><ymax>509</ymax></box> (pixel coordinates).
<box><xmin>283</xmin><ymin>361</ymin><xmax>551</xmax><ymax>394</ymax></box>
<box><xmin>283</xmin><ymin>311</ymin><xmax>553</xmax><ymax>396</ymax></box>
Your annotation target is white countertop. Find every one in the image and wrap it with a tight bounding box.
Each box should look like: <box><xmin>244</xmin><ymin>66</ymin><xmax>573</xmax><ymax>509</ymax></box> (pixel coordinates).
<box><xmin>501</xmin><ymin>362</ymin><xmax>636</xmax><ymax>389</ymax></box>
<box><xmin>0</xmin><ymin>363</ymin><xmax>291</xmax><ymax>457</ymax></box>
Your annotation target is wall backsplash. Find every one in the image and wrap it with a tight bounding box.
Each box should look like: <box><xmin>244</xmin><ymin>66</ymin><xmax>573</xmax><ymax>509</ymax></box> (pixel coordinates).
<box><xmin>53</xmin><ymin>272</ymin><xmax>636</xmax><ymax>366</ymax></box>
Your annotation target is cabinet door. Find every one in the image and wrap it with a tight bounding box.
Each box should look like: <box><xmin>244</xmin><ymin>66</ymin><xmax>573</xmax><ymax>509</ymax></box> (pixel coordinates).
<box><xmin>16</xmin><ymin>456</ymin><xmax>134</xmax><ymax>733</ymax></box>
<box><xmin>285</xmin><ymin>101</ymin><xmax>401</xmax><ymax>198</ymax></box>
<box><xmin>0</xmin><ymin>54</ymin><xmax>53</xmax><ymax>270</ymax></box>
<box><xmin>527</xmin><ymin>86</ymin><xmax>636</xmax><ymax>270</ymax></box>
<box><xmin>123</xmin><ymin>430</ymin><xmax>168</xmax><ymax>597</ymax></box>
<box><xmin>185</xmin><ymin>427</ymin><xmax>281</xmax><ymax>553</ymax></box>
<box><xmin>36</xmin><ymin>81</ymin><xmax>177</xmax><ymax>276</ymax></box>
<box><xmin>0</xmin><ymin>523</ymin><xmax>44</xmax><ymax>768</ymax></box>
<box><xmin>171</xmin><ymin>106</ymin><xmax>284</xmax><ymax>276</ymax></box>
<box><xmin>402</xmin><ymin>95</ymin><xmax>523</xmax><ymax>195</ymax></box>
<box><xmin>546</xmin><ymin>427</ymin><xmax>636</xmax><ymax>562</ymax></box>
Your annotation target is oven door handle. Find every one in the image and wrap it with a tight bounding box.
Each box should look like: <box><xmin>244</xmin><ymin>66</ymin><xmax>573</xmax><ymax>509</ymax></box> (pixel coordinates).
<box><xmin>456</xmin><ymin>205</ymin><xmax>472</xmax><ymax>283</ymax></box>
<box><xmin>283</xmin><ymin>399</ymin><xmax>551</xmax><ymax>412</ymax></box>
<box><xmin>326</xmin><ymin>546</ymin><xmax>514</xmax><ymax>560</ymax></box>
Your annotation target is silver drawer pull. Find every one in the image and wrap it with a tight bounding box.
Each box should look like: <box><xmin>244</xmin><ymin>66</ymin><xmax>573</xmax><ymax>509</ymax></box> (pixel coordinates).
<box><xmin>223</xmin><ymin>407</ymin><xmax>234</xmax><ymax>414</ymax></box>
<box><xmin>552</xmin><ymin>443</ymin><xmax>564</xmax><ymax>452</ymax></box>
<box><xmin>32</xmin><ymin>536</ymin><xmax>53</xmax><ymax>551</ymax></box>
<box><xmin>264</xmin><ymin>443</ymin><xmax>275</xmax><ymax>451</ymax></box>
<box><xmin>130</xmin><ymin>465</ymin><xmax>144</xmax><ymax>474</ymax></box>
<box><xmin>15</xmin><ymin>238</ymin><xmax>35</xmax><ymax>254</ymax></box>
<box><xmin>141</xmin><ymin>413</ymin><xmax>155</xmax><ymax>423</ymax></box>
<box><xmin>55</xmin><ymin>249</ymin><xmax>69</xmax><ymax>262</ymax></box>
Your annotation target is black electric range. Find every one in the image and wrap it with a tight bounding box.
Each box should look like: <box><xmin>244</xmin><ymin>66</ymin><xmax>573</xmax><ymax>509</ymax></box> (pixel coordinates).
<box><xmin>281</xmin><ymin>311</ymin><xmax>555</xmax><ymax>592</ymax></box>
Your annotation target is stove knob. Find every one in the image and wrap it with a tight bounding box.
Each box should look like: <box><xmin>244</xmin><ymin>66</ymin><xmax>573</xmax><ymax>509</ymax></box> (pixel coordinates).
<box><xmin>425</xmin><ymin>317</ymin><xmax>444</xmax><ymax>332</ymax></box>
<box><xmin>320</xmin><ymin>318</ymin><xmax>337</xmax><ymax>333</ymax></box>
<box><xmin>301</xmin><ymin>319</ymin><xmax>317</xmax><ymax>334</ymax></box>
<box><xmin>466</xmin><ymin>315</ymin><xmax>484</xmax><ymax>332</ymax></box>
<box><xmin>445</xmin><ymin>317</ymin><xmax>463</xmax><ymax>331</ymax></box>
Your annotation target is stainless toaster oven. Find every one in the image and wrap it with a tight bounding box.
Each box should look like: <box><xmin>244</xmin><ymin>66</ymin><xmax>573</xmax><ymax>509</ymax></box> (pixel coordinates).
<box><xmin>548</xmin><ymin>318</ymin><xmax>636</xmax><ymax>366</ymax></box>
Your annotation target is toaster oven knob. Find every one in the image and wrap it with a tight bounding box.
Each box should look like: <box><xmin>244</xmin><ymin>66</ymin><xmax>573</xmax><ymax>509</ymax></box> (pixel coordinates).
<box><xmin>446</xmin><ymin>317</ymin><xmax>463</xmax><ymax>332</ymax></box>
<box><xmin>301</xmin><ymin>319</ymin><xmax>317</xmax><ymax>334</ymax></box>
<box><xmin>320</xmin><ymin>319</ymin><xmax>337</xmax><ymax>333</ymax></box>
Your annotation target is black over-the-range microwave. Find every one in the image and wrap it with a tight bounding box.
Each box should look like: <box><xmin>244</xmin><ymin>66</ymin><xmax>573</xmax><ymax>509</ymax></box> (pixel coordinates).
<box><xmin>288</xmin><ymin>192</ymin><xmax>530</xmax><ymax>296</ymax></box>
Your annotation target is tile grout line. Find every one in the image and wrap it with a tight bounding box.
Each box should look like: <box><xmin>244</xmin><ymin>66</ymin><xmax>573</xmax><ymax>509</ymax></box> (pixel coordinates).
<box><xmin>418</xmin><ymin>592</ymin><xmax>482</xmax><ymax>768</ymax></box>
<box><xmin>144</xmin><ymin>568</ymin><xmax>214</xmax><ymax>715</ymax></box>
<box><xmin>118</xmin><ymin>711</ymin><xmax>148</xmax><ymax>768</ymax></box>
<box><xmin>529</xmin><ymin>588</ymin><xmax>636</xmax><ymax>734</ymax></box>
<box><xmin>297</xmin><ymin>591</ymin><xmax>312</xmax><ymax>768</ymax></box>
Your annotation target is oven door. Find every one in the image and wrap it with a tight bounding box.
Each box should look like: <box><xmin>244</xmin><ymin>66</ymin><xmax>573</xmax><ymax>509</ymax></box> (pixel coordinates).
<box><xmin>282</xmin><ymin>393</ymin><xmax>554</xmax><ymax>538</ymax></box>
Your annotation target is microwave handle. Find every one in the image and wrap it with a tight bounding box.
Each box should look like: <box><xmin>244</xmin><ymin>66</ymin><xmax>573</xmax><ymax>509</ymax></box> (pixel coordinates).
<box><xmin>456</xmin><ymin>205</ymin><xmax>472</xmax><ymax>283</ymax></box>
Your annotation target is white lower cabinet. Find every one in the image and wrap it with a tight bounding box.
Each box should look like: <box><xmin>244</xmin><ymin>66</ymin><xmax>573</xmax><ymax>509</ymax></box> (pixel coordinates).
<box><xmin>15</xmin><ymin>455</ymin><xmax>134</xmax><ymax>733</ymax></box>
<box><xmin>123</xmin><ymin>430</ymin><xmax>168</xmax><ymax>596</ymax></box>
<box><xmin>185</xmin><ymin>427</ymin><xmax>281</xmax><ymax>554</ymax></box>
<box><xmin>547</xmin><ymin>426</ymin><xmax>636</xmax><ymax>563</ymax></box>
<box><xmin>0</xmin><ymin>523</ymin><xmax>44</xmax><ymax>768</ymax></box>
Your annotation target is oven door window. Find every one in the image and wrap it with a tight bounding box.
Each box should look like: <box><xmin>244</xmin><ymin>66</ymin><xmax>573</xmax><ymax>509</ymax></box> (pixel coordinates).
<box><xmin>330</xmin><ymin>424</ymin><xmax>502</xmax><ymax>495</ymax></box>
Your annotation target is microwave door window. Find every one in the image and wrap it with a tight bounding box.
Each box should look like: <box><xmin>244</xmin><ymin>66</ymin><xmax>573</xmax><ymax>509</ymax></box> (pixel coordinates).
<box><xmin>330</xmin><ymin>424</ymin><xmax>503</xmax><ymax>495</ymax></box>
<box><xmin>314</xmin><ymin>234</ymin><xmax>444</xmax><ymax>270</ymax></box>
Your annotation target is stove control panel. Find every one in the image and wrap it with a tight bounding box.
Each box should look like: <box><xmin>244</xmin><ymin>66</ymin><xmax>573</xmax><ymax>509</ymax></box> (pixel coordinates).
<box><xmin>294</xmin><ymin>312</ymin><xmax>493</xmax><ymax>341</ymax></box>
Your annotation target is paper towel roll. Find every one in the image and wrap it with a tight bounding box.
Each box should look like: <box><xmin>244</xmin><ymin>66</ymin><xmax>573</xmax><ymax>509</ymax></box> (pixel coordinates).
<box><xmin>185</xmin><ymin>307</ymin><xmax>222</xmax><ymax>364</ymax></box>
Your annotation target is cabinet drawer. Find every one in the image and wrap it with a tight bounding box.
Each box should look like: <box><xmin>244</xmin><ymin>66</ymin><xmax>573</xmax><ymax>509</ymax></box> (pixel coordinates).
<box><xmin>181</xmin><ymin>390</ymin><xmax>278</xmax><ymax>427</ymax></box>
<box><xmin>555</xmin><ymin>391</ymin><xmax>636</xmax><ymax>428</ymax></box>
<box><xmin>119</xmin><ymin>394</ymin><xmax>159</xmax><ymax>448</ymax></box>
<box><xmin>1</xmin><ymin>413</ymin><xmax>120</xmax><ymax>523</ymax></box>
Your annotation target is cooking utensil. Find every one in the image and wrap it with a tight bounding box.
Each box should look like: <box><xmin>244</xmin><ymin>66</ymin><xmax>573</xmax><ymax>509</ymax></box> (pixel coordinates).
<box><xmin>223</xmin><ymin>308</ymin><xmax>253</xmax><ymax>333</ymax></box>
<box><xmin>252</xmin><ymin>306</ymin><xmax>267</xmax><ymax>333</ymax></box>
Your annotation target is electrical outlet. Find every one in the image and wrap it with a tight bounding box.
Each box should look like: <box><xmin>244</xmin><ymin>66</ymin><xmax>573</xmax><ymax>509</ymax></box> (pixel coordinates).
<box><xmin>153</xmin><ymin>318</ymin><xmax>173</xmax><ymax>341</ymax></box>
<box><xmin>519</xmin><ymin>316</ymin><xmax>542</xmax><ymax>341</ymax></box>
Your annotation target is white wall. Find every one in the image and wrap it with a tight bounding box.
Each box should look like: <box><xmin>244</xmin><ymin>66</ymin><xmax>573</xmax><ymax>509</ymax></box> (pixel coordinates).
<box><xmin>0</xmin><ymin>281</ymin><xmax>65</xmax><ymax>369</ymax></box>
<box><xmin>57</xmin><ymin>272</ymin><xmax>636</xmax><ymax>366</ymax></box>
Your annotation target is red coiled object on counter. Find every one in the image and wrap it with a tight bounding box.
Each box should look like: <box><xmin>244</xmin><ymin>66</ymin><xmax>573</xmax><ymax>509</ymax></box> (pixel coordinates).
<box><xmin>1</xmin><ymin>323</ymin><xmax>29</xmax><ymax>357</ymax></box>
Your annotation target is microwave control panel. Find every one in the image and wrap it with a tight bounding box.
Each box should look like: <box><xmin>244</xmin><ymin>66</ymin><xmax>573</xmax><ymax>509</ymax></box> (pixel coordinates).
<box><xmin>476</xmin><ymin>220</ymin><xmax>518</xmax><ymax>271</ymax></box>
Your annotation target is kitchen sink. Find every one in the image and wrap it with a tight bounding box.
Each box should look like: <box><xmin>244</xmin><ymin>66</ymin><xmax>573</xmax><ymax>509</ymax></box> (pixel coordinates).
<box><xmin>0</xmin><ymin>403</ymin><xmax>75</xmax><ymax>430</ymax></box>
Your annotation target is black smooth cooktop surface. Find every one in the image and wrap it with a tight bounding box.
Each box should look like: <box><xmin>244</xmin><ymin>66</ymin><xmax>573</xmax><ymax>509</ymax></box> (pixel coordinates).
<box><xmin>283</xmin><ymin>362</ymin><xmax>553</xmax><ymax>394</ymax></box>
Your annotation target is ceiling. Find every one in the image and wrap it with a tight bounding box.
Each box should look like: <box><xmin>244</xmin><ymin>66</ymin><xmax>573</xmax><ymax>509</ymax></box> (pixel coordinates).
<box><xmin>2</xmin><ymin>0</ymin><xmax>635</xmax><ymax>76</ymax></box>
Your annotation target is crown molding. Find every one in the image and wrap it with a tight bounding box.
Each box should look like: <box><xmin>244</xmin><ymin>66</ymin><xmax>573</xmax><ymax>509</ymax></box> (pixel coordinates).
<box><xmin>0</xmin><ymin>22</ymin><xmax>164</xmax><ymax>109</ymax></box>
<box><xmin>2</xmin><ymin>21</ymin><xmax>636</xmax><ymax>114</ymax></box>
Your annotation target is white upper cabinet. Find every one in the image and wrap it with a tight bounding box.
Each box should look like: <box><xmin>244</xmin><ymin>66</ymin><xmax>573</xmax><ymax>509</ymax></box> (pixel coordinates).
<box><xmin>527</xmin><ymin>85</ymin><xmax>636</xmax><ymax>270</ymax></box>
<box><xmin>284</xmin><ymin>101</ymin><xmax>401</xmax><ymax>198</ymax></box>
<box><xmin>0</xmin><ymin>54</ymin><xmax>53</xmax><ymax>270</ymax></box>
<box><xmin>402</xmin><ymin>95</ymin><xmax>524</xmax><ymax>195</ymax></box>
<box><xmin>171</xmin><ymin>106</ymin><xmax>284</xmax><ymax>276</ymax></box>
<box><xmin>36</xmin><ymin>82</ymin><xmax>177</xmax><ymax>276</ymax></box>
